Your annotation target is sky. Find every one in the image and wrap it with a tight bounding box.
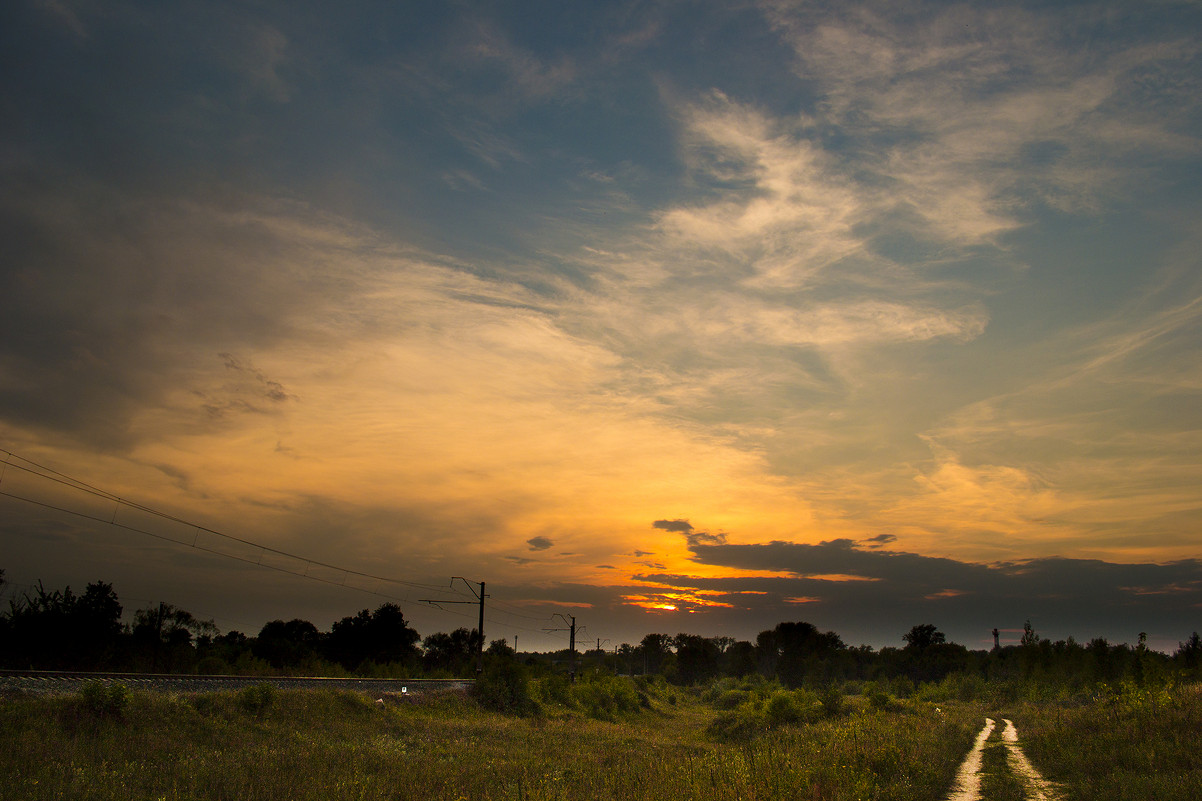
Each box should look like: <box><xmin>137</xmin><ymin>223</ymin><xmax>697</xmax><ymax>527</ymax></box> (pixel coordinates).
<box><xmin>2</xmin><ymin>0</ymin><xmax>1202</xmax><ymax>654</ymax></box>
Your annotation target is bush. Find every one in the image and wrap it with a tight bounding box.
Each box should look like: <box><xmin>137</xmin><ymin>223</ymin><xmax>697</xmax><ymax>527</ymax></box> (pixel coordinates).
<box><xmin>765</xmin><ymin>692</ymin><xmax>803</xmax><ymax>724</ymax></box>
<box><xmin>864</xmin><ymin>682</ymin><xmax>898</xmax><ymax>711</ymax></box>
<box><xmin>472</xmin><ymin>658</ymin><xmax>538</xmax><ymax>716</ymax></box>
<box><xmin>714</xmin><ymin>689</ymin><xmax>752</xmax><ymax>709</ymax></box>
<box><xmin>237</xmin><ymin>683</ymin><xmax>276</xmax><ymax>713</ymax></box>
<box><xmin>701</xmin><ymin>677</ymin><xmax>737</xmax><ymax>703</ymax></box>
<box><xmin>572</xmin><ymin>675</ymin><xmax>640</xmax><ymax>720</ymax></box>
<box><xmin>819</xmin><ymin>685</ymin><xmax>844</xmax><ymax>717</ymax></box>
<box><xmin>80</xmin><ymin>681</ymin><xmax>128</xmax><ymax>717</ymax></box>
<box><xmin>195</xmin><ymin>656</ymin><xmax>231</xmax><ymax>675</ymax></box>
<box><xmin>708</xmin><ymin>707</ymin><xmax>765</xmax><ymax>740</ymax></box>
<box><xmin>532</xmin><ymin>674</ymin><xmax>573</xmax><ymax>708</ymax></box>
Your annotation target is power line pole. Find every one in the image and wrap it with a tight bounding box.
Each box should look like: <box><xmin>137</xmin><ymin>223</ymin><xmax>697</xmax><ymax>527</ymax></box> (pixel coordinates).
<box><xmin>545</xmin><ymin>613</ymin><xmax>578</xmax><ymax>682</ymax></box>
<box><xmin>420</xmin><ymin>577</ymin><xmax>489</xmax><ymax>675</ymax></box>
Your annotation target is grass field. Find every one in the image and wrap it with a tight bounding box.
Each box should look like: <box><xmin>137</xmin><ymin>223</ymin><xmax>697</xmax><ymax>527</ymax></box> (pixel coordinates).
<box><xmin>1</xmin><ymin>677</ymin><xmax>1199</xmax><ymax>800</ymax></box>
<box><xmin>1</xmin><ymin>678</ymin><xmax>978</xmax><ymax>801</ymax></box>
<box><xmin>1010</xmin><ymin>682</ymin><xmax>1202</xmax><ymax>800</ymax></box>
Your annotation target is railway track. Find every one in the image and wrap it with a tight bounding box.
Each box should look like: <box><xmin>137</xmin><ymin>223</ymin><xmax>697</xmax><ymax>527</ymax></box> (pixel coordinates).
<box><xmin>0</xmin><ymin>669</ymin><xmax>472</xmax><ymax>697</ymax></box>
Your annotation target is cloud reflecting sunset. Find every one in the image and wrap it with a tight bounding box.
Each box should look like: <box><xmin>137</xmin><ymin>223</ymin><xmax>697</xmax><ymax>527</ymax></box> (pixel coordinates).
<box><xmin>3</xmin><ymin>0</ymin><xmax>1201</xmax><ymax>652</ymax></box>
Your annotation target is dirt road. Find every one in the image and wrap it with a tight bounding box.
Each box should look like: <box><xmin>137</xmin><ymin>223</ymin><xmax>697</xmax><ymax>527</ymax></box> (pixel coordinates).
<box><xmin>944</xmin><ymin>717</ymin><xmax>1061</xmax><ymax>801</ymax></box>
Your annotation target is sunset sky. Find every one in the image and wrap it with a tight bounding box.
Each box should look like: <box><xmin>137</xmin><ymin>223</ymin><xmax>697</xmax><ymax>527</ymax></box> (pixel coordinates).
<box><xmin>3</xmin><ymin>0</ymin><xmax>1202</xmax><ymax>653</ymax></box>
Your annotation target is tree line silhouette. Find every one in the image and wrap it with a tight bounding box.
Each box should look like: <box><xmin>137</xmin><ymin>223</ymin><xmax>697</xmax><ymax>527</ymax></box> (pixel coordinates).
<box><xmin>3</xmin><ymin>571</ymin><xmax>1201</xmax><ymax>691</ymax></box>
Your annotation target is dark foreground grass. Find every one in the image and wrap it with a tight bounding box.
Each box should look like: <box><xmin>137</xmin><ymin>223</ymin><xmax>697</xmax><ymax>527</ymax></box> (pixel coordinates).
<box><xmin>0</xmin><ymin>684</ymin><xmax>981</xmax><ymax>801</ymax></box>
<box><xmin>1012</xmin><ymin>683</ymin><xmax>1202</xmax><ymax>801</ymax></box>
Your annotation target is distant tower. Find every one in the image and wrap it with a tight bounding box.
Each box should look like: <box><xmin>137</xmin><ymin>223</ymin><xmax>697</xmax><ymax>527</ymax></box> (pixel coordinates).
<box><xmin>992</xmin><ymin>628</ymin><xmax>1000</xmax><ymax>650</ymax></box>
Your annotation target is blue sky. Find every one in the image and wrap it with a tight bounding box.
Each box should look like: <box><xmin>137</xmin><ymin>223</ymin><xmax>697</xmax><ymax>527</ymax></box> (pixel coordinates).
<box><xmin>3</xmin><ymin>0</ymin><xmax>1202</xmax><ymax>652</ymax></box>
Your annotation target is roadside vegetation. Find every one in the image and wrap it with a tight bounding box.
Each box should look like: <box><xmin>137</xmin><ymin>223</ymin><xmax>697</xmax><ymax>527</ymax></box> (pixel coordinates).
<box><xmin>1</xmin><ymin>677</ymin><xmax>981</xmax><ymax>801</ymax></box>
<box><xmin>5</xmin><ymin>674</ymin><xmax>1200</xmax><ymax>800</ymax></box>
<box><xmin>5</xmin><ymin>569</ymin><xmax>1202</xmax><ymax>799</ymax></box>
<box><xmin>1010</xmin><ymin>681</ymin><xmax>1202</xmax><ymax>799</ymax></box>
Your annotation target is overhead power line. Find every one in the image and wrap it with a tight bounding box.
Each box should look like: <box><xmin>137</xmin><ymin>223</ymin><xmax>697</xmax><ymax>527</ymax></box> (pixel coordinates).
<box><xmin>0</xmin><ymin>447</ymin><xmax>580</xmax><ymax>644</ymax></box>
<box><xmin>0</xmin><ymin>448</ymin><xmax>475</xmax><ymax>611</ymax></box>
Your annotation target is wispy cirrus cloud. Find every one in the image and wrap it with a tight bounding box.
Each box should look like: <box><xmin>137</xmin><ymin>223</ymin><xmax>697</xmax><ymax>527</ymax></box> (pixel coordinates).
<box><xmin>4</xmin><ymin>0</ymin><xmax>1202</xmax><ymax>650</ymax></box>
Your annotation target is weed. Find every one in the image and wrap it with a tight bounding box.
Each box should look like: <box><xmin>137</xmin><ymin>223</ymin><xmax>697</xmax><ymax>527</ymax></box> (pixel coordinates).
<box><xmin>472</xmin><ymin>657</ymin><xmax>539</xmax><ymax>716</ymax></box>
<box><xmin>236</xmin><ymin>682</ymin><xmax>276</xmax><ymax>713</ymax></box>
<box><xmin>79</xmin><ymin>680</ymin><xmax>128</xmax><ymax>718</ymax></box>
<box><xmin>818</xmin><ymin>684</ymin><xmax>844</xmax><ymax>717</ymax></box>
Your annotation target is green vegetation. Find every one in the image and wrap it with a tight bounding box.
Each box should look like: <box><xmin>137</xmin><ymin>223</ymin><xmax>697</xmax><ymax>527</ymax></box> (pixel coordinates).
<box><xmin>4</xmin><ymin>671</ymin><xmax>1202</xmax><ymax>799</ymax></box>
<box><xmin>1012</xmin><ymin>682</ymin><xmax>1202</xmax><ymax>799</ymax></box>
<box><xmin>0</xmin><ymin>680</ymin><xmax>980</xmax><ymax>801</ymax></box>
<box><xmin>6</xmin><ymin>570</ymin><xmax>1202</xmax><ymax>799</ymax></box>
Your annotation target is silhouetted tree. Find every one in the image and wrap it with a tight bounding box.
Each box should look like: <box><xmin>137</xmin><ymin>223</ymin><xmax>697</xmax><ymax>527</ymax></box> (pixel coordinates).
<box><xmin>759</xmin><ymin>621</ymin><xmax>846</xmax><ymax>687</ymax></box>
<box><xmin>1177</xmin><ymin>632</ymin><xmax>1202</xmax><ymax>675</ymax></box>
<box><xmin>672</xmin><ymin>633</ymin><xmax>720</xmax><ymax>685</ymax></box>
<box><xmin>903</xmin><ymin>624</ymin><xmax>945</xmax><ymax>651</ymax></box>
<box><xmin>3</xmin><ymin>580</ymin><xmax>125</xmax><ymax>669</ymax></box>
<box><xmin>252</xmin><ymin>618</ymin><xmax>321</xmax><ymax>671</ymax></box>
<box><xmin>325</xmin><ymin>603</ymin><xmax>420</xmax><ymax>671</ymax></box>
<box><xmin>131</xmin><ymin>601</ymin><xmax>217</xmax><ymax>673</ymax></box>
<box><xmin>486</xmin><ymin>638</ymin><xmax>516</xmax><ymax>658</ymax></box>
<box><xmin>721</xmin><ymin>640</ymin><xmax>757</xmax><ymax>677</ymax></box>
<box><xmin>422</xmin><ymin>627</ymin><xmax>481</xmax><ymax>674</ymax></box>
<box><xmin>639</xmin><ymin>633</ymin><xmax>673</xmax><ymax>674</ymax></box>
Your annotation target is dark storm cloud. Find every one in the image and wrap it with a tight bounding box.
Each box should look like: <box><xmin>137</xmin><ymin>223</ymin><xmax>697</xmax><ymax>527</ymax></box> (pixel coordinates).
<box><xmin>526</xmin><ymin>536</ymin><xmax>553</xmax><ymax>551</ymax></box>
<box><xmin>689</xmin><ymin>537</ymin><xmax>993</xmax><ymax>585</ymax></box>
<box><xmin>685</xmin><ymin>530</ymin><xmax>728</xmax><ymax>548</ymax></box>
<box><xmin>662</xmin><ymin>537</ymin><xmax>1202</xmax><ymax>647</ymax></box>
<box><xmin>653</xmin><ymin>518</ymin><xmax>727</xmax><ymax>548</ymax></box>
<box><xmin>0</xmin><ymin>184</ymin><xmax>306</xmax><ymax>448</ymax></box>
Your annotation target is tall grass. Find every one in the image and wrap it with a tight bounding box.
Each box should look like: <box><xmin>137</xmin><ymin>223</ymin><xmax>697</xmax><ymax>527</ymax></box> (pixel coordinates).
<box><xmin>1</xmin><ymin>681</ymin><xmax>982</xmax><ymax>801</ymax></box>
<box><xmin>1010</xmin><ymin>682</ymin><xmax>1202</xmax><ymax>800</ymax></box>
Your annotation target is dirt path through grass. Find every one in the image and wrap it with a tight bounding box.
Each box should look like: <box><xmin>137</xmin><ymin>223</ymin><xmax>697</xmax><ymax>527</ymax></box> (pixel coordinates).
<box><xmin>945</xmin><ymin>717</ymin><xmax>1061</xmax><ymax>801</ymax></box>
<box><xmin>944</xmin><ymin>717</ymin><xmax>995</xmax><ymax>801</ymax></box>
<box><xmin>1000</xmin><ymin>718</ymin><xmax>1062</xmax><ymax>800</ymax></box>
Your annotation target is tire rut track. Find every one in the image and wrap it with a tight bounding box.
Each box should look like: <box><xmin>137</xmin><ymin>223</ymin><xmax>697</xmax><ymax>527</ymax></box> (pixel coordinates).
<box><xmin>945</xmin><ymin>717</ymin><xmax>1062</xmax><ymax>801</ymax></box>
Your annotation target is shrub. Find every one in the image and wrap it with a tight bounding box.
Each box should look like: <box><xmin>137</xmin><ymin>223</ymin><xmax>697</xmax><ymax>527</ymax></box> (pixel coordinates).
<box><xmin>571</xmin><ymin>675</ymin><xmax>640</xmax><ymax>720</ymax></box>
<box><xmin>472</xmin><ymin>658</ymin><xmax>539</xmax><ymax>716</ymax></box>
<box><xmin>765</xmin><ymin>692</ymin><xmax>803</xmax><ymax>724</ymax></box>
<box><xmin>707</xmin><ymin>705</ymin><xmax>766</xmax><ymax>741</ymax></box>
<box><xmin>80</xmin><ymin>681</ymin><xmax>128</xmax><ymax>717</ymax></box>
<box><xmin>819</xmin><ymin>685</ymin><xmax>844</xmax><ymax>717</ymax></box>
<box><xmin>195</xmin><ymin>656</ymin><xmax>231</xmax><ymax>675</ymax></box>
<box><xmin>237</xmin><ymin>682</ymin><xmax>276</xmax><ymax>713</ymax></box>
<box><xmin>532</xmin><ymin>674</ymin><xmax>573</xmax><ymax>708</ymax></box>
<box><xmin>864</xmin><ymin>682</ymin><xmax>898</xmax><ymax>711</ymax></box>
<box><xmin>701</xmin><ymin>677</ymin><xmax>738</xmax><ymax>703</ymax></box>
<box><xmin>714</xmin><ymin>688</ymin><xmax>752</xmax><ymax>709</ymax></box>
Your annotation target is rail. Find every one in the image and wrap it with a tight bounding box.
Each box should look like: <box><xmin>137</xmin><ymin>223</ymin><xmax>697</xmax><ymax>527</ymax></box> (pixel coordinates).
<box><xmin>0</xmin><ymin>669</ymin><xmax>473</xmax><ymax>697</ymax></box>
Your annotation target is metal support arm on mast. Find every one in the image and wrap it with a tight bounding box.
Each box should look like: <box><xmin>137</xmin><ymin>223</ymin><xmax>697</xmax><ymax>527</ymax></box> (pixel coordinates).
<box><xmin>420</xmin><ymin>577</ymin><xmax>488</xmax><ymax>675</ymax></box>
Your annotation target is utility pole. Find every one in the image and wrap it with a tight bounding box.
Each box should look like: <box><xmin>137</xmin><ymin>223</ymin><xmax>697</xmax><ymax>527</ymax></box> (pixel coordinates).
<box><xmin>594</xmin><ymin>638</ymin><xmax>609</xmax><ymax>674</ymax></box>
<box><xmin>545</xmin><ymin>613</ymin><xmax>578</xmax><ymax>681</ymax></box>
<box><xmin>420</xmin><ymin>577</ymin><xmax>489</xmax><ymax>675</ymax></box>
